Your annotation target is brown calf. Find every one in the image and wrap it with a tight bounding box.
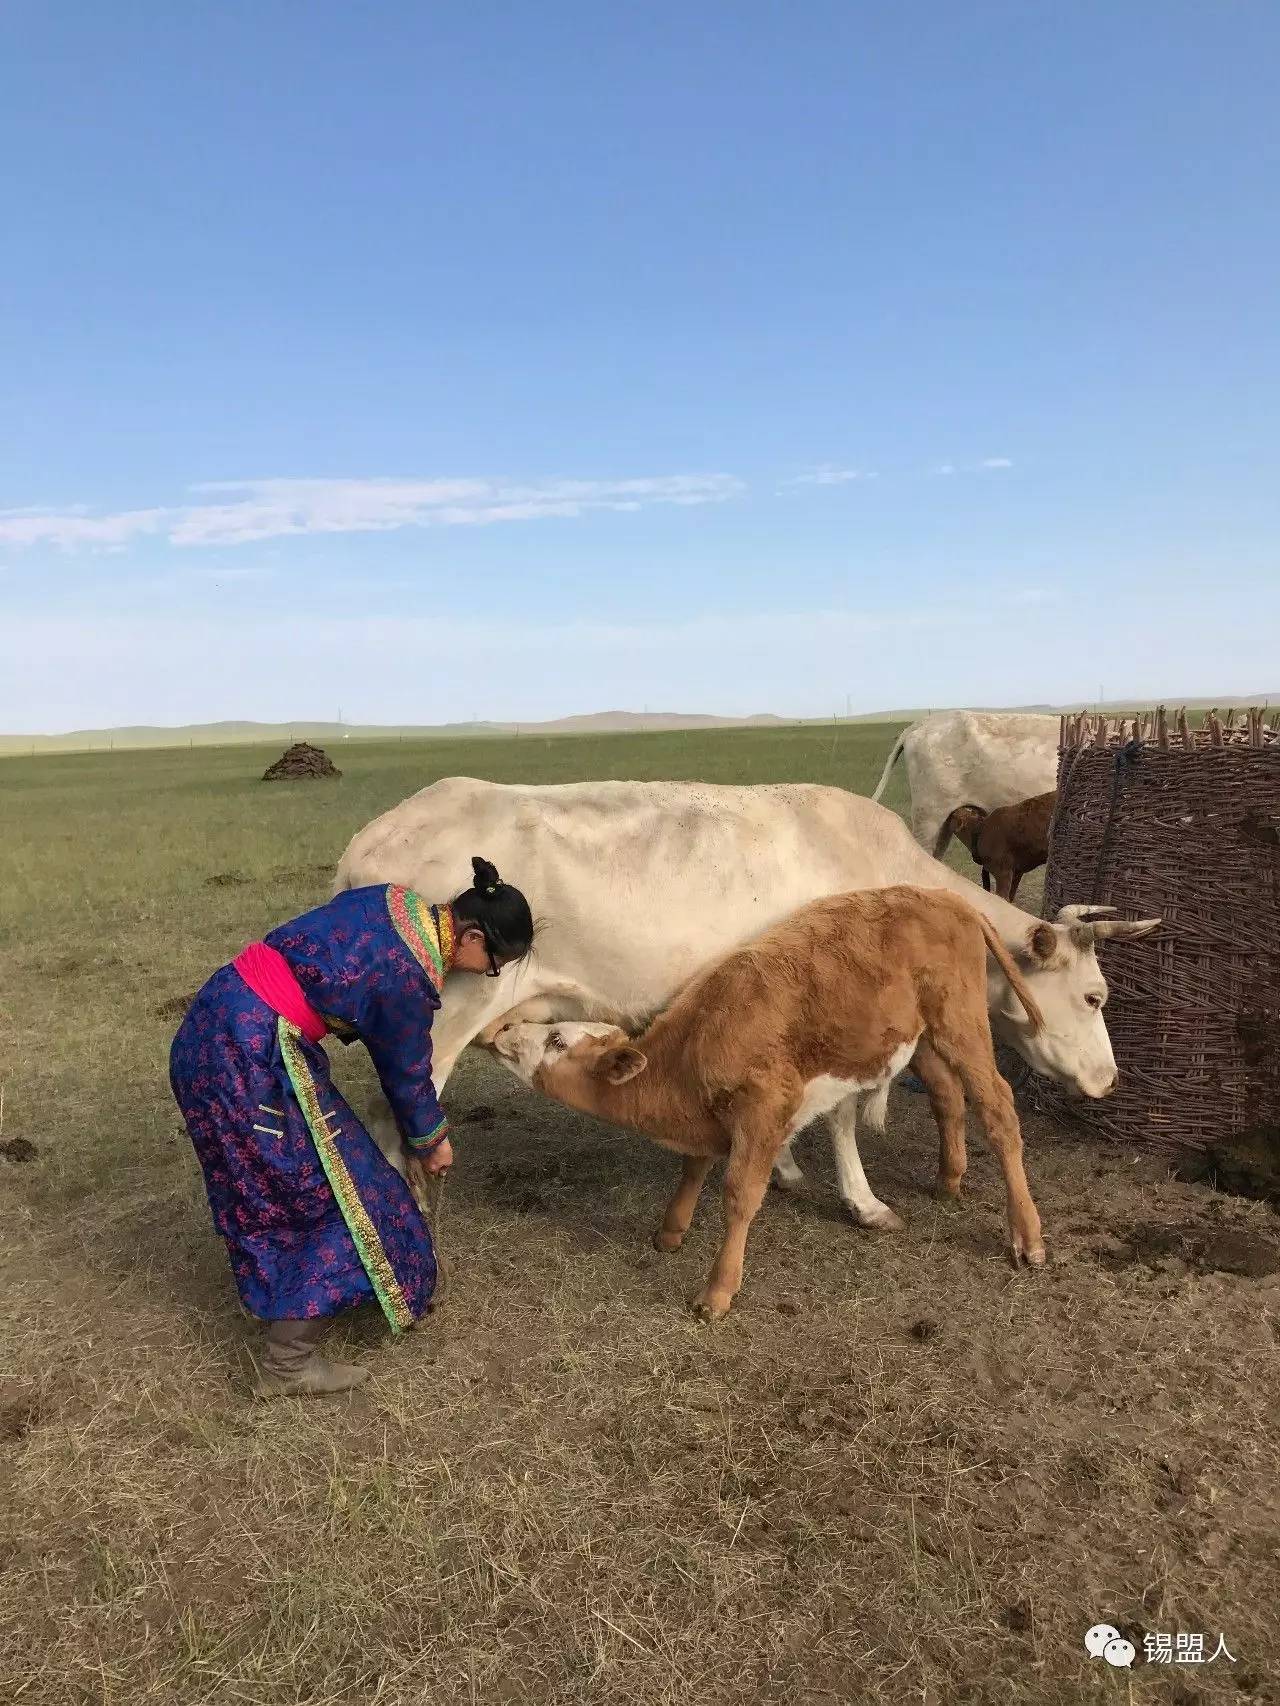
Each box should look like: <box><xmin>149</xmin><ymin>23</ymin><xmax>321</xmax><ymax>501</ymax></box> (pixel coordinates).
<box><xmin>942</xmin><ymin>791</ymin><xmax>1057</xmax><ymax>904</ymax></box>
<box><xmin>495</xmin><ymin>885</ymin><xmax>1047</xmax><ymax>1322</ymax></box>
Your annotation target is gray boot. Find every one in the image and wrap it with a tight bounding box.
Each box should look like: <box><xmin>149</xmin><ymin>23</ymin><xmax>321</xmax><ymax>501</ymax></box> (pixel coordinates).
<box><xmin>254</xmin><ymin>1317</ymin><xmax>370</xmax><ymax>1399</ymax></box>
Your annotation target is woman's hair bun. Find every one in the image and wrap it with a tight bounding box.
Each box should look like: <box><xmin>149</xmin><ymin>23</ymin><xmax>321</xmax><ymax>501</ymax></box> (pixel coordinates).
<box><xmin>471</xmin><ymin>855</ymin><xmax>502</xmax><ymax>894</ymax></box>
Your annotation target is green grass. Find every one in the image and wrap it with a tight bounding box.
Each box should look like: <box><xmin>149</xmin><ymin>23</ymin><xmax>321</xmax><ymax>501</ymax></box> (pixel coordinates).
<box><xmin>0</xmin><ymin>724</ymin><xmax>909</xmax><ymax>1210</ymax></box>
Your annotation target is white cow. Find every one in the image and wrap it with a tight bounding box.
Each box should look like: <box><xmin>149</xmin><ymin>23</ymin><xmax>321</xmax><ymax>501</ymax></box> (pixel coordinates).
<box><xmin>871</xmin><ymin>710</ymin><xmax>1060</xmax><ymax>859</ymax></box>
<box><xmin>336</xmin><ymin>778</ymin><xmax>1156</xmax><ymax>1207</ymax></box>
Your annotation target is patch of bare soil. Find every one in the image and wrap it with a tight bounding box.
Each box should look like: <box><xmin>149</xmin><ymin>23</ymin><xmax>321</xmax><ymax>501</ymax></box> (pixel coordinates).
<box><xmin>1176</xmin><ymin>1129</ymin><xmax>1280</xmax><ymax>1207</ymax></box>
<box><xmin>268</xmin><ymin>862</ymin><xmax>334</xmax><ymax>882</ymax></box>
<box><xmin>0</xmin><ymin>1384</ymin><xmax>39</xmax><ymax>1444</ymax></box>
<box><xmin>35</xmin><ymin>951</ymin><xmax>125</xmax><ymax>980</ymax></box>
<box><xmin>203</xmin><ymin>870</ymin><xmax>251</xmax><ymax>888</ymax></box>
<box><xmin>261</xmin><ymin>741</ymin><xmax>341</xmax><ymax>780</ymax></box>
<box><xmin>1102</xmin><ymin>1222</ymin><xmax>1280</xmax><ymax>1278</ymax></box>
<box><xmin>0</xmin><ymin>1138</ymin><xmax>38</xmax><ymax>1164</ymax></box>
<box><xmin>152</xmin><ymin>992</ymin><xmax>196</xmax><ymax>1021</ymax></box>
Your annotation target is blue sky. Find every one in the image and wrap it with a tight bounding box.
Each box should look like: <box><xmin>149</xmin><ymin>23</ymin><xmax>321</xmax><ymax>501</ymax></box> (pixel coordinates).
<box><xmin>2</xmin><ymin>1</ymin><xmax>1277</xmax><ymax>730</ymax></box>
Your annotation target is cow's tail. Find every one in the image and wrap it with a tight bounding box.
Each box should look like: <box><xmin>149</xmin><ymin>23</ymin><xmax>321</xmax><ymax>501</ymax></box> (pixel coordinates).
<box><xmin>870</xmin><ymin>727</ymin><xmax>910</xmax><ymax>802</ymax></box>
<box><xmin>977</xmin><ymin>914</ymin><xmax>1043</xmax><ymax>1035</ymax></box>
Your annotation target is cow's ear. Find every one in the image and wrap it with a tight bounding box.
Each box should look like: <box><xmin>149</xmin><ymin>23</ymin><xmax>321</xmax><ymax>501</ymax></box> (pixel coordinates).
<box><xmin>1025</xmin><ymin>923</ymin><xmax>1059</xmax><ymax>965</ymax></box>
<box><xmin>597</xmin><ymin>1045</ymin><xmax>647</xmax><ymax>1085</ymax></box>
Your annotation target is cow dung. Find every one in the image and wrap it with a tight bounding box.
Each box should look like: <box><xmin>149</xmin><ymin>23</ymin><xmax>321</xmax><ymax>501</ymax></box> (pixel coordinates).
<box><xmin>262</xmin><ymin>742</ymin><xmax>341</xmax><ymax>781</ymax></box>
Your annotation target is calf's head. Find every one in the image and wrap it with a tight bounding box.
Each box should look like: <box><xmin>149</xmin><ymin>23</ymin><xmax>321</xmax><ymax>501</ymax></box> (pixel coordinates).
<box><xmin>492</xmin><ymin>1021</ymin><xmax>647</xmax><ymax>1107</ymax></box>
<box><xmin>993</xmin><ymin>905</ymin><xmax>1160</xmax><ymax>1098</ymax></box>
<box><xmin>943</xmin><ymin>803</ymin><xmax>988</xmax><ymax>860</ymax></box>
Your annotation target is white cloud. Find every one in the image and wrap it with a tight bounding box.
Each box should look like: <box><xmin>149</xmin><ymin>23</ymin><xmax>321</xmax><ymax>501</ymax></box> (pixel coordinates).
<box><xmin>785</xmin><ymin>465</ymin><xmax>877</xmax><ymax>486</ymax></box>
<box><xmin>0</xmin><ymin>473</ymin><xmax>743</xmax><ymax>552</ymax></box>
<box><xmin>0</xmin><ymin>507</ymin><xmax>170</xmax><ymax>548</ymax></box>
<box><xmin>934</xmin><ymin>457</ymin><xmax>1012</xmax><ymax>476</ymax></box>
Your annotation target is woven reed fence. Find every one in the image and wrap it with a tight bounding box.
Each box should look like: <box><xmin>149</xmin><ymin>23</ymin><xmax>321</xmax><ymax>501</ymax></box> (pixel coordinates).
<box><xmin>1040</xmin><ymin>707</ymin><xmax>1280</xmax><ymax>1182</ymax></box>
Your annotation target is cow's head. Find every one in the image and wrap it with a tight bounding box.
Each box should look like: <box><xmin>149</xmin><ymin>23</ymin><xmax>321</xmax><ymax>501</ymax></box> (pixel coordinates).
<box><xmin>492</xmin><ymin>1020</ymin><xmax>644</xmax><ymax>1104</ymax></box>
<box><xmin>994</xmin><ymin>905</ymin><xmax>1160</xmax><ymax>1097</ymax></box>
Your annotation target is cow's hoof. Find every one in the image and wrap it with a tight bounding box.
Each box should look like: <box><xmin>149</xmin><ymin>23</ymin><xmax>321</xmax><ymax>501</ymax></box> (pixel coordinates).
<box><xmin>770</xmin><ymin>1169</ymin><xmax>805</xmax><ymax>1195</ymax></box>
<box><xmin>852</xmin><ymin>1201</ymin><xmax>905</xmax><ymax>1232</ymax></box>
<box><xmin>692</xmin><ymin>1289</ymin><xmax>733</xmax><ymax>1323</ymax></box>
<box><xmin>1011</xmin><ymin>1239</ymin><xmax>1047</xmax><ymax>1268</ymax></box>
<box><xmin>653</xmin><ymin>1228</ymin><xmax>685</xmax><ymax>1253</ymax></box>
<box><xmin>934</xmin><ymin>1172</ymin><xmax>965</xmax><ymax>1200</ymax></box>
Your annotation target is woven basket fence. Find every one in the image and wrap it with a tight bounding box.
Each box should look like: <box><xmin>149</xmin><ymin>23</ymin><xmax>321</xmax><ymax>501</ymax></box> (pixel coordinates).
<box><xmin>1040</xmin><ymin>708</ymin><xmax>1280</xmax><ymax>1160</ymax></box>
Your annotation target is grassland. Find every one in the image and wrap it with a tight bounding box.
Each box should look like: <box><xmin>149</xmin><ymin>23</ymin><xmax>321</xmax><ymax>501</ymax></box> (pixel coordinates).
<box><xmin>2</xmin><ymin>725</ymin><xmax>1278</xmax><ymax>1704</ymax></box>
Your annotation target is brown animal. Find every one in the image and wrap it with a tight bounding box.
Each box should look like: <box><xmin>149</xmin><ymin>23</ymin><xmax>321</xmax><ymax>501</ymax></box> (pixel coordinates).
<box><xmin>494</xmin><ymin>885</ymin><xmax>1048</xmax><ymax>1322</ymax></box>
<box><xmin>942</xmin><ymin>791</ymin><xmax>1057</xmax><ymax>904</ymax></box>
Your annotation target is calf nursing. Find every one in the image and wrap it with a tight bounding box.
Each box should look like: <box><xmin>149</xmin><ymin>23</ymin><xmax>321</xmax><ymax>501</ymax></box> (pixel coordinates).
<box><xmin>495</xmin><ymin>885</ymin><xmax>1048</xmax><ymax>1321</ymax></box>
<box><xmin>942</xmin><ymin>791</ymin><xmax>1057</xmax><ymax>905</ymax></box>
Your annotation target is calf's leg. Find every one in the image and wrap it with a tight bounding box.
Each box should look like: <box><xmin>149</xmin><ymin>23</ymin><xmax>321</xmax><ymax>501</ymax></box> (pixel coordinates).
<box><xmin>771</xmin><ymin>1136</ymin><xmax>805</xmax><ymax>1191</ymax></box>
<box><xmin>929</xmin><ymin>1019</ymin><xmax>1044</xmax><ymax>1266</ymax></box>
<box><xmin>912</xmin><ymin>1038</ymin><xmax>968</xmax><ymax>1198</ymax></box>
<box><xmin>827</xmin><ymin>1093</ymin><xmax>903</xmax><ymax>1230</ymax></box>
<box><xmin>694</xmin><ymin>1099</ymin><xmax>785</xmax><ymax>1322</ymax></box>
<box><xmin>654</xmin><ymin>1154</ymin><xmax>714</xmax><ymax>1252</ymax></box>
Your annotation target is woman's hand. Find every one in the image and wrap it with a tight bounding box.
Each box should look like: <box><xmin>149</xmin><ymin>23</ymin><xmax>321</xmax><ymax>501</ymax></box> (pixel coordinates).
<box><xmin>406</xmin><ymin>1139</ymin><xmax>453</xmax><ymax>1206</ymax></box>
<box><xmin>424</xmin><ymin>1137</ymin><xmax>453</xmax><ymax>1176</ymax></box>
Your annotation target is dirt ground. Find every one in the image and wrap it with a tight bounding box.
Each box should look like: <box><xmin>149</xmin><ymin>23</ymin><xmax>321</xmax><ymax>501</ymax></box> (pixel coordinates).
<box><xmin>3</xmin><ymin>1050</ymin><xmax>1279</xmax><ymax>1704</ymax></box>
<box><xmin>2</xmin><ymin>733</ymin><xmax>1279</xmax><ymax>1703</ymax></box>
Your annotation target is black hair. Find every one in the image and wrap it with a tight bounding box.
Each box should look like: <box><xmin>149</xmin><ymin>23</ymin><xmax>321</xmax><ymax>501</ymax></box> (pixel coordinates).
<box><xmin>452</xmin><ymin>855</ymin><xmax>535</xmax><ymax>963</ymax></box>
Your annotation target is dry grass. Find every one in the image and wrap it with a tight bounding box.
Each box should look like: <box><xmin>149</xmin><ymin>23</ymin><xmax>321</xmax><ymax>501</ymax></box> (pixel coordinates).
<box><xmin>2</xmin><ymin>729</ymin><xmax>1278</xmax><ymax>1703</ymax></box>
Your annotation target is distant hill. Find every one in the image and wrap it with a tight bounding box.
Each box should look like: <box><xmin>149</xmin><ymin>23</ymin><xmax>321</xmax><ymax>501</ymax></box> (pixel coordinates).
<box><xmin>0</xmin><ymin>709</ymin><xmax>795</xmax><ymax>754</ymax></box>
<box><xmin>1</xmin><ymin>697</ymin><xmax>1273</xmax><ymax>755</ymax></box>
<box><xmin>524</xmin><ymin>710</ymin><xmax>789</xmax><ymax>733</ymax></box>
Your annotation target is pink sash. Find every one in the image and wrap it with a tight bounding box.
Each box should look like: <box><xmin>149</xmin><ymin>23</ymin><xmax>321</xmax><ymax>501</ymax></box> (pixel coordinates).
<box><xmin>233</xmin><ymin>942</ymin><xmax>329</xmax><ymax>1044</ymax></box>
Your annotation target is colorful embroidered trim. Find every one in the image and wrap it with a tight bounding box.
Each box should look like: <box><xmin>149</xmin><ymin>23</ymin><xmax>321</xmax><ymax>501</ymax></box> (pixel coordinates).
<box><xmin>277</xmin><ymin>1018</ymin><xmax>415</xmax><ymax>1334</ymax></box>
<box><xmin>385</xmin><ymin>888</ymin><xmax>455</xmax><ymax>994</ymax></box>
<box><xmin>408</xmin><ymin>1112</ymin><xmax>449</xmax><ymax>1154</ymax></box>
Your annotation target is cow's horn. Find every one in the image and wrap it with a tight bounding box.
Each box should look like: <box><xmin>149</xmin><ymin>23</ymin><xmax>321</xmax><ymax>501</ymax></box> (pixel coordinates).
<box><xmin>1056</xmin><ymin>903</ymin><xmax>1117</xmax><ymax>923</ymax></box>
<box><xmin>1091</xmin><ymin>916</ymin><xmax>1162</xmax><ymax>941</ymax></box>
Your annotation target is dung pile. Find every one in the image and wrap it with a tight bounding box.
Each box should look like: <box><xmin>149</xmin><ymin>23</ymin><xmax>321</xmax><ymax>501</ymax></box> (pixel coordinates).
<box><xmin>262</xmin><ymin>741</ymin><xmax>341</xmax><ymax>781</ymax></box>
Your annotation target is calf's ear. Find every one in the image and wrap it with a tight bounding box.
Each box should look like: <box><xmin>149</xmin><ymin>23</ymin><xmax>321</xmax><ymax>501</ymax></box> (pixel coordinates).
<box><xmin>597</xmin><ymin>1045</ymin><xmax>648</xmax><ymax>1085</ymax></box>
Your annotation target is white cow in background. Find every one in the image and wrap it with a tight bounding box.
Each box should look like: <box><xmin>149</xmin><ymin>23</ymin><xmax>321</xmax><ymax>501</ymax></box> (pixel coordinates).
<box><xmin>871</xmin><ymin>710</ymin><xmax>1060</xmax><ymax>859</ymax></box>
<box><xmin>337</xmin><ymin>777</ymin><xmax>1155</xmax><ymax>1211</ymax></box>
